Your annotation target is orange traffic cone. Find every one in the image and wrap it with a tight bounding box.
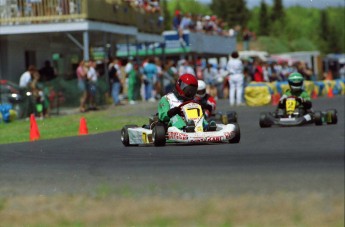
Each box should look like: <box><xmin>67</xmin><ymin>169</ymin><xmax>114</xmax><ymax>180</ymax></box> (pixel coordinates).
<box><xmin>79</xmin><ymin>117</ymin><xmax>88</xmax><ymax>135</ymax></box>
<box><xmin>327</xmin><ymin>87</ymin><xmax>334</xmax><ymax>98</ymax></box>
<box><xmin>30</xmin><ymin>114</ymin><xmax>40</xmax><ymax>141</ymax></box>
<box><xmin>272</xmin><ymin>93</ymin><xmax>281</xmax><ymax>106</ymax></box>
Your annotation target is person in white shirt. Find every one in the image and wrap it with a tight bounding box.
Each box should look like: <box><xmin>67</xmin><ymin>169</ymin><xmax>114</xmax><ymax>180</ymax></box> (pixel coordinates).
<box><xmin>203</xmin><ymin>63</ymin><xmax>219</xmax><ymax>98</ymax></box>
<box><xmin>226</xmin><ymin>51</ymin><xmax>244</xmax><ymax>106</ymax></box>
<box><xmin>19</xmin><ymin>65</ymin><xmax>36</xmax><ymax>88</ymax></box>
<box><xmin>178</xmin><ymin>59</ymin><xmax>196</xmax><ymax>77</ymax></box>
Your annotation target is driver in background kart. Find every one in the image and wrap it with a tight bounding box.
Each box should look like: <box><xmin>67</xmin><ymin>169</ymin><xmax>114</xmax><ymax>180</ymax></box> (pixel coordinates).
<box><xmin>277</xmin><ymin>72</ymin><xmax>312</xmax><ymax>115</ymax></box>
<box><xmin>195</xmin><ymin>80</ymin><xmax>217</xmax><ymax>118</ymax></box>
<box><xmin>158</xmin><ymin>73</ymin><xmax>216</xmax><ymax>131</ymax></box>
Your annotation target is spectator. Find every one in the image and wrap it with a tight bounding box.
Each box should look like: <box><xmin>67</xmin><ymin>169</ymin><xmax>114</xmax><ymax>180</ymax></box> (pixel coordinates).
<box><xmin>19</xmin><ymin>65</ymin><xmax>38</xmax><ymax>118</ymax></box>
<box><xmin>87</xmin><ymin>61</ymin><xmax>98</xmax><ymax>110</ymax></box>
<box><xmin>127</xmin><ymin>62</ymin><xmax>142</xmax><ymax>104</ymax></box>
<box><xmin>172</xmin><ymin>10</ymin><xmax>182</xmax><ymax>31</ymax></box>
<box><xmin>203</xmin><ymin>15</ymin><xmax>213</xmax><ymax>33</ymax></box>
<box><xmin>297</xmin><ymin>61</ymin><xmax>313</xmax><ymax>81</ymax></box>
<box><xmin>30</xmin><ymin>70</ymin><xmax>48</xmax><ymax>118</ymax></box>
<box><xmin>339</xmin><ymin>64</ymin><xmax>345</xmax><ymax>80</ymax></box>
<box><xmin>143</xmin><ymin>57</ymin><xmax>158</xmax><ymax>102</ymax></box>
<box><xmin>19</xmin><ymin>65</ymin><xmax>36</xmax><ymax>88</ymax></box>
<box><xmin>203</xmin><ymin>63</ymin><xmax>218</xmax><ymax>98</ymax></box>
<box><xmin>178</xmin><ymin>13</ymin><xmax>192</xmax><ymax>46</ymax></box>
<box><xmin>154</xmin><ymin>57</ymin><xmax>164</xmax><ymax>99</ymax></box>
<box><xmin>178</xmin><ymin>59</ymin><xmax>195</xmax><ymax>77</ymax></box>
<box><xmin>195</xmin><ymin>15</ymin><xmax>204</xmax><ymax>32</ymax></box>
<box><xmin>162</xmin><ymin>59</ymin><xmax>177</xmax><ymax>94</ymax></box>
<box><xmin>76</xmin><ymin>60</ymin><xmax>88</xmax><ymax>112</ymax></box>
<box><xmin>253</xmin><ymin>59</ymin><xmax>264</xmax><ymax>82</ymax></box>
<box><xmin>229</xmin><ymin>25</ymin><xmax>240</xmax><ymax>37</ymax></box>
<box><xmin>108</xmin><ymin>58</ymin><xmax>123</xmax><ymax>105</ymax></box>
<box><xmin>39</xmin><ymin>60</ymin><xmax>56</xmax><ymax>82</ymax></box>
<box><xmin>125</xmin><ymin>56</ymin><xmax>134</xmax><ymax>75</ymax></box>
<box><xmin>227</xmin><ymin>51</ymin><xmax>245</xmax><ymax>106</ymax></box>
<box><xmin>280</xmin><ymin>61</ymin><xmax>293</xmax><ymax>81</ymax></box>
<box><xmin>242</xmin><ymin>27</ymin><xmax>252</xmax><ymax>51</ymax></box>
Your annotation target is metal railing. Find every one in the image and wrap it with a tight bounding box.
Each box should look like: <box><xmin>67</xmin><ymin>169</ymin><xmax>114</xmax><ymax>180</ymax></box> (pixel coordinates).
<box><xmin>0</xmin><ymin>0</ymin><xmax>163</xmax><ymax>33</ymax></box>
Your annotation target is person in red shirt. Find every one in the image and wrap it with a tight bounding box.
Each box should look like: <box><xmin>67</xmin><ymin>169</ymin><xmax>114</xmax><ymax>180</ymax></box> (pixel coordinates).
<box><xmin>253</xmin><ymin>59</ymin><xmax>264</xmax><ymax>82</ymax></box>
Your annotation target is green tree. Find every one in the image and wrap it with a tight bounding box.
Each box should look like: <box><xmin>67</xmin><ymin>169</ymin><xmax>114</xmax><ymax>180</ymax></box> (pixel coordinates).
<box><xmin>211</xmin><ymin>0</ymin><xmax>249</xmax><ymax>28</ymax></box>
<box><xmin>271</xmin><ymin>0</ymin><xmax>284</xmax><ymax>22</ymax></box>
<box><xmin>327</xmin><ymin>7</ymin><xmax>345</xmax><ymax>52</ymax></box>
<box><xmin>258</xmin><ymin>0</ymin><xmax>269</xmax><ymax>36</ymax></box>
<box><xmin>319</xmin><ymin>10</ymin><xmax>329</xmax><ymax>42</ymax></box>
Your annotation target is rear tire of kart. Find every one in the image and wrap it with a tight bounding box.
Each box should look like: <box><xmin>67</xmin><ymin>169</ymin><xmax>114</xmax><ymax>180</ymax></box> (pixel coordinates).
<box><xmin>314</xmin><ymin>111</ymin><xmax>323</xmax><ymax>126</ymax></box>
<box><xmin>259</xmin><ymin>112</ymin><xmax>271</xmax><ymax>128</ymax></box>
<box><xmin>229</xmin><ymin>123</ymin><xmax>240</xmax><ymax>144</ymax></box>
<box><xmin>153</xmin><ymin>125</ymin><xmax>166</xmax><ymax>146</ymax></box>
<box><xmin>326</xmin><ymin>109</ymin><xmax>337</xmax><ymax>124</ymax></box>
<box><xmin>121</xmin><ymin>125</ymin><xmax>138</xmax><ymax>146</ymax></box>
<box><xmin>224</xmin><ymin>111</ymin><xmax>238</xmax><ymax>124</ymax></box>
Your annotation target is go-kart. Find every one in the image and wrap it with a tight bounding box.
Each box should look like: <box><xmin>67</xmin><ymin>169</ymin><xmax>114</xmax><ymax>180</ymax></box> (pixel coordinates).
<box><xmin>259</xmin><ymin>96</ymin><xmax>337</xmax><ymax>127</ymax></box>
<box><xmin>121</xmin><ymin>101</ymin><xmax>241</xmax><ymax>146</ymax></box>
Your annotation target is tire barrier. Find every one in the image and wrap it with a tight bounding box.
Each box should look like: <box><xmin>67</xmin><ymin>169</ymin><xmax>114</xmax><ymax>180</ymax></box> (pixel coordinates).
<box><xmin>244</xmin><ymin>79</ymin><xmax>345</xmax><ymax>106</ymax></box>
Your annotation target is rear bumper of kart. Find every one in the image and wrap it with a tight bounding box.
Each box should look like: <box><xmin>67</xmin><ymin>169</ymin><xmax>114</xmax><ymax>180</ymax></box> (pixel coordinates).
<box><xmin>266</xmin><ymin>113</ymin><xmax>312</xmax><ymax>126</ymax></box>
<box><xmin>167</xmin><ymin>124</ymin><xmax>236</xmax><ymax>143</ymax></box>
<box><xmin>127</xmin><ymin>124</ymin><xmax>237</xmax><ymax>145</ymax></box>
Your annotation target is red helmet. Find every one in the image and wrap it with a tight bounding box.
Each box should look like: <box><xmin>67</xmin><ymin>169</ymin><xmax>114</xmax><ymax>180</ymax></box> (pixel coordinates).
<box><xmin>175</xmin><ymin>73</ymin><xmax>198</xmax><ymax>100</ymax></box>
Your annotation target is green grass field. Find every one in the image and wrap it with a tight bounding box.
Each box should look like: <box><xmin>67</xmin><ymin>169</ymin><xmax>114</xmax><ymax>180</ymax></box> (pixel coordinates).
<box><xmin>0</xmin><ymin>107</ymin><xmax>148</xmax><ymax>145</ymax></box>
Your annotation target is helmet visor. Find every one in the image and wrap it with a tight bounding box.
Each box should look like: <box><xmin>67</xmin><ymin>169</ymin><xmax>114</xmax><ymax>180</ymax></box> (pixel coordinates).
<box><xmin>180</xmin><ymin>81</ymin><xmax>197</xmax><ymax>99</ymax></box>
<box><xmin>289</xmin><ymin>81</ymin><xmax>303</xmax><ymax>90</ymax></box>
<box><xmin>196</xmin><ymin>89</ymin><xmax>206</xmax><ymax>97</ymax></box>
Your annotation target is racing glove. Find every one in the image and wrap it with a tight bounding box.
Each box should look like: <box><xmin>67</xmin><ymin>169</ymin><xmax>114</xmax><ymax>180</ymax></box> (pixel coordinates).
<box><xmin>167</xmin><ymin>106</ymin><xmax>181</xmax><ymax>118</ymax></box>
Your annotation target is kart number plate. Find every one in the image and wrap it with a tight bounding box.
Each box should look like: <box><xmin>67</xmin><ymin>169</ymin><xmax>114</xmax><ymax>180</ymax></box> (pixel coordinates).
<box><xmin>286</xmin><ymin>98</ymin><xmax>296</xmax><ymax>114</ymax></box>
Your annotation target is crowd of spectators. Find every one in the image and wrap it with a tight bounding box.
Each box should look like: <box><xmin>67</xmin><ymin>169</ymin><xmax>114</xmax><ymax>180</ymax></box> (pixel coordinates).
<box><xmin>16</xmin><ymin>54</ymin><xmax>342</xmax><ymax>118</ymax></box>
<box><xmin>173</xmin><ymin>10</ymin><xmax>232</xmax><ymax>38</ymax></box>
<box><xmin>124</xmin><ymin>0</ymin><xmax>160</xmax><ymax>13</ymax></box>
<box><xmin>94</xmin><ymin>56</ymin><xmax>323</xmax><ymax>108</ymax></box>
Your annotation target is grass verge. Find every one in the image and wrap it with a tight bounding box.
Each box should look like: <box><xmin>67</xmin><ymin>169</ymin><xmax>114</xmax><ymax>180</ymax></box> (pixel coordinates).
<box><xmin>0</xmin><ymin>106</ymin><xmax>149</xmax><ymax>145</ymax></box>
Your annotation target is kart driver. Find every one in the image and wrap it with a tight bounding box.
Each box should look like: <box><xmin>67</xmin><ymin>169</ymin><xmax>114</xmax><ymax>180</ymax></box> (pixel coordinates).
<box><xmin>195</xmin><ymin>80</ymin><xmax>217</xmax><ymax>118</ymax></box>
<box><xmin>158</xmin><ymin>73</ymin><xmax>216</xmax><ymax>131</ymax></box>
<box><xmin>277</xmin><ymin>72</ymin><xmax>312</xmax><ymax>114</ymax></box>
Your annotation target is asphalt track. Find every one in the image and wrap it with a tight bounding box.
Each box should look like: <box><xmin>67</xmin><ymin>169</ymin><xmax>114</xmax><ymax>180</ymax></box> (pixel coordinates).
<box><xmin>0</xmin><ymin>96</ymin><xmax>344</xmax><ymax>197</ymax></box>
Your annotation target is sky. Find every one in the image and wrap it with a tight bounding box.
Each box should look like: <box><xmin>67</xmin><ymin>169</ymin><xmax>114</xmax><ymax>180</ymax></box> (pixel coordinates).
<box><xmin>197</xmin><ymin>0</ymin><xmax>345</xmax><ymax>8</ymax></box>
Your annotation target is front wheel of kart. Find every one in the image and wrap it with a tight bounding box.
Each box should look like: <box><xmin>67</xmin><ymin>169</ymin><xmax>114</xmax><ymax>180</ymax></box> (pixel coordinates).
<box><xmin>314</xmin><ymin>111</ymin><xmax>323</xmax><ymax>126</ymax></box>
<box><xmin>152</xmin><ymin>125</ymin><xmax>166</xmax><ymax>146</ymax></box>
<box><xmin>326</xmin><ymin>109</ymin><xmax>337</xmax><ymax>124</ymax></box>
<box><xmin>259</xmin><ymin>112</ymin><xmax>271</xmax><ymax>128</ymax></box>
<box><xmin>229</xmin><ymin>123</ymin><xmax>240</xmax><ymax>144</ymax></box>
<box><xmin>121</xmin><ymin>125</ymin><xmax>138</xmax><ymax>146</ymax></box>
